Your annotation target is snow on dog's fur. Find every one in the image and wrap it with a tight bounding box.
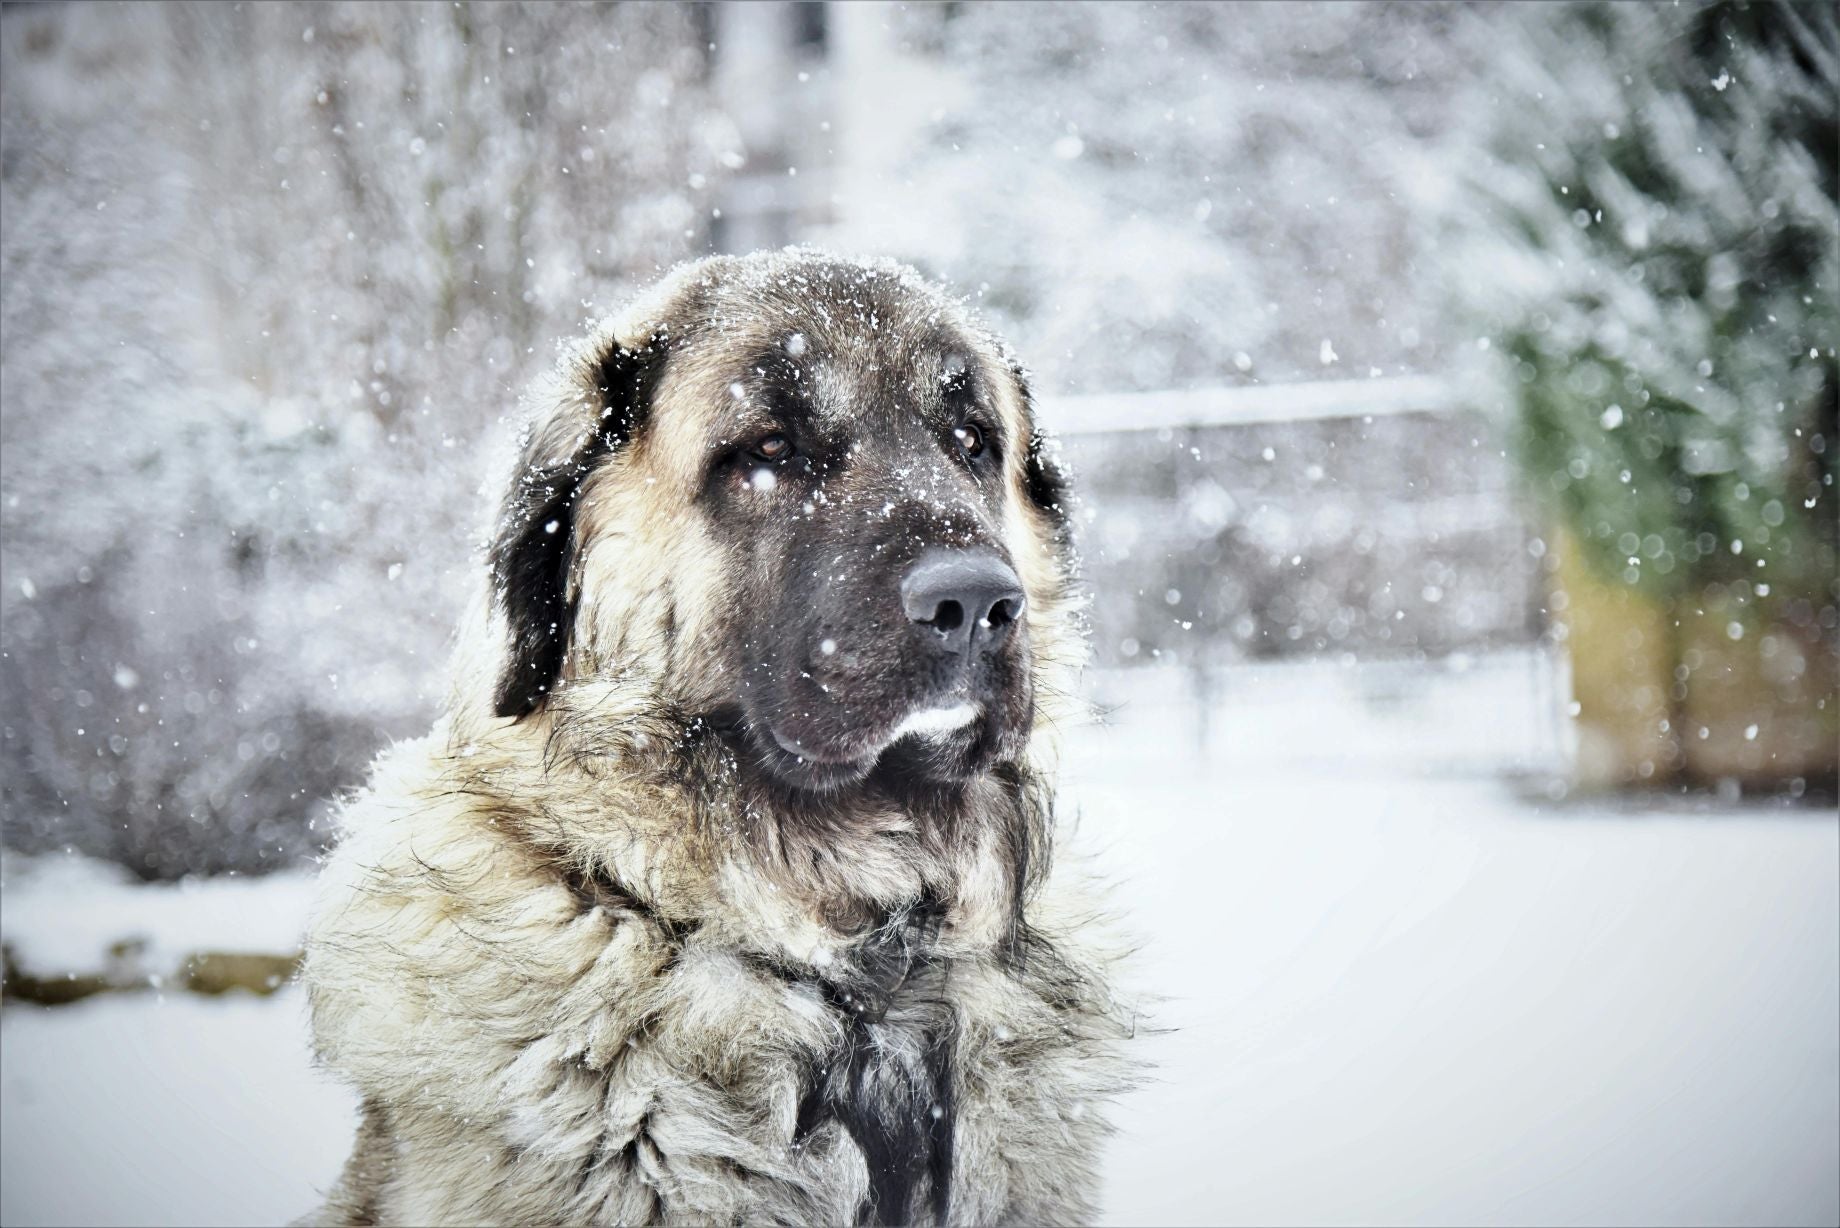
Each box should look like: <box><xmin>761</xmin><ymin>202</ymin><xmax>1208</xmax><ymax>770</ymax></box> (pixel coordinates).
<box><xmin>302</xmin><ymin>250</ymin><xmax>1140</xmax><ymax>1226</ymax></box>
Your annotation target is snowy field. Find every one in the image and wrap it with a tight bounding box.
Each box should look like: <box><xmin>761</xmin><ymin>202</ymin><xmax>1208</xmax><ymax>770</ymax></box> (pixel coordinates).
<box><xmin>2</xmin><ymin>657</ymin><xmax>1836</xmax><ymax>1227</ymax></box>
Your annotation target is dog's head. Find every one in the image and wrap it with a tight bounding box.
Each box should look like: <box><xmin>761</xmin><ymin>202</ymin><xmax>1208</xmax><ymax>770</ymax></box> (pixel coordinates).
<box><xmin>483</xmin><ymin>250</ymin><xmax>1076</xmax><ymax>795</ymax></box>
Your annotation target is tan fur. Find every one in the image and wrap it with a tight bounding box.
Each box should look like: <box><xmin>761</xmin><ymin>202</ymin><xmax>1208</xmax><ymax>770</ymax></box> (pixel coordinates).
<box><xmin>302</xmin><ymin>251</ymin><xmax>1138</xmax><ymax>1226</ymax></box>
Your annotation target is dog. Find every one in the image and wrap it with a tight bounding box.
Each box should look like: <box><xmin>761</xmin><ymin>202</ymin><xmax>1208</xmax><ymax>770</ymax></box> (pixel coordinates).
<box><xmin>302</xmin><ymin>249</ymin><xmax>1139</xmax><ymax>1226</ymax></box>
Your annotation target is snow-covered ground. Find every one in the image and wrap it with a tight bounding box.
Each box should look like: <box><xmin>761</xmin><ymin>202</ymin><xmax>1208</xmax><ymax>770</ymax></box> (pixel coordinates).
<box><xmin>0</xmin><ymin>857</ymin><xmax>318</xmax><ymax>981</ymax></box>
<box><xmin>2</xmin><ymin>657</ymin><xmax>1835</xmax><ymax>1227</ymax></box>
<box><xmin>1103</xmin><ymin>783</ymin><xmax>1837</xmax><ymax>1227</ymax></box>
<box><xmin>0</xmin><ymin>987</ymin><xmax>350</xmax><ymax>1228</ymax></box>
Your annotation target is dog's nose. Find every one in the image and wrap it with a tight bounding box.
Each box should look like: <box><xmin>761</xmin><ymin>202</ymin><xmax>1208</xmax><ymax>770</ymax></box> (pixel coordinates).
<box><xmin>900</xmin><ymin>549</ymin><xmax>1026</xmax><ymax>657</ymax></box>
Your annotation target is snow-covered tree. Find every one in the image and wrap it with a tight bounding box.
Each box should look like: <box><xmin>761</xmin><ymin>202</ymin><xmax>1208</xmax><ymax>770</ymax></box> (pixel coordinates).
<box><xmin>1453</xmin><ymin>1</ymin><xmax>1837</xmax><ymax>605</ymax></box>
<box><xmin>828</xmin><ymin>2</ymin><xmax>1467</xmax><ymax>392</ymax></box>
<box><xmin>0</xmin><ymin>3</ymin><xmax>731</xmax><ymax>875</ymax></box>
<box><xmin>1448</xmin><ymin>0</ymin><xmax>1838</xmax><ymax>787</ymax></box>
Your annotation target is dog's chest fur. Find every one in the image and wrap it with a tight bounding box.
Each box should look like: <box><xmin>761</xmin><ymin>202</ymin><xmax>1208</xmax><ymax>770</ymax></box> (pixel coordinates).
<box><xmin>304</xmin><ymin>743</ymin><xmax>1136</xmax><ymax>1227</ymax></box>
<box><xmin>792</xmin><ymin>901</ymin><xmax>957</xmax><ymax>1226</ymax></box>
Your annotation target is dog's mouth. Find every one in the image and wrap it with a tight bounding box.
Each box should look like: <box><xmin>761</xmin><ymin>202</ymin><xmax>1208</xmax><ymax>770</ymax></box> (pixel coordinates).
<box><xmin>751</xmin><ymin>700</ymin><xmax>991</xmax><ymax>793</ymax></box>
<box><xmin>880</xmin><ymin>701</ymin><xmax>982</xmax><ymax>743</ymax></box>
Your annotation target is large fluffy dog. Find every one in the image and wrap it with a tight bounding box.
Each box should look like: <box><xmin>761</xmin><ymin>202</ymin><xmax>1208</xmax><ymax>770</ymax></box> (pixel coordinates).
<box><xmin>303</xmin><ymin>249</ymin><xmax>1138</xmax><ymax>1226</ymax></box>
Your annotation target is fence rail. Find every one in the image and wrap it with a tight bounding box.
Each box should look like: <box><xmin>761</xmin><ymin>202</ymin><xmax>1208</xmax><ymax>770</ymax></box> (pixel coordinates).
<box><xmin>1041</xmin><ymin>373</ymin><xmax>1463</xmax><ymax>435</ymax></box>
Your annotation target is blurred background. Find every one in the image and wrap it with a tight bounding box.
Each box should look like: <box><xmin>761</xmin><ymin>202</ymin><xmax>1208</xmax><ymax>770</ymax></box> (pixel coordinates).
<box><xmin>0</xmin><ymin>3</ymin><xmax>1834</xmax><ymax>1226</ymax></box>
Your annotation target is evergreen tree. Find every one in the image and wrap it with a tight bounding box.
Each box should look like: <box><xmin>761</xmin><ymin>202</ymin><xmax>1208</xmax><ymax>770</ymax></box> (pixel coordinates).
<box><xmin>1456</xmin><ymin>1</ymin><xmax>1837</xmax><ymax>609</ymax></box>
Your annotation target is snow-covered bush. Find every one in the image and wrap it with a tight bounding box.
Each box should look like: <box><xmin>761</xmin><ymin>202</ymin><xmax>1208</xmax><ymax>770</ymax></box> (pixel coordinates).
<box><xmin>1445</xmin><ymin>1</ymin><xmax>1837</xmax><ymax>788</ymax></box>
<box><xmin>0</xmin><ymin>3</ymin><xmax>730</xmax><ymax>876</ymax></box>
<box><xmin>1450</xmin><ymin>1</ymin><xmax>1837</xmax><ymax>603</ymax></box>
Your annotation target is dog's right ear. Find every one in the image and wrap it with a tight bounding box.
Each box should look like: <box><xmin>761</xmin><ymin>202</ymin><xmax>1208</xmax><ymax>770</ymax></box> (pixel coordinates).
<box><xmin>489</xmin><ymin>334</ymin><xmax>667</xmax><ymax>719</ymax></box>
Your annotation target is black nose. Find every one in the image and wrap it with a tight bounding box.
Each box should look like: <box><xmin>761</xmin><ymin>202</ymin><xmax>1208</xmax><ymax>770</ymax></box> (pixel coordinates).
<box><xmin>900</xmin><ymin>549</ymin><xmax>1026</xmax><ymax>657</ymax></box>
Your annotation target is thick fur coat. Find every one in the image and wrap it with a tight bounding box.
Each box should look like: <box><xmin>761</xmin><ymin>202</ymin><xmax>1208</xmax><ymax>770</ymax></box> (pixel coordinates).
<box><xmin>302</xmin><ymin>251</ymin><xmax>1139</xmax><ymax>1227</ymax></box>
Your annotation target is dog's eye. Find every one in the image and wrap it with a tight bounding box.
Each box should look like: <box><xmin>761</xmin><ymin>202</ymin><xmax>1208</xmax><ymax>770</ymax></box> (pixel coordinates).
<box><xmin>750</xmin><ymin>433</ymin><xmax>794</xmax><ymax>462</ymax></box>
<box><xmin>953</xmin><ymin>424</ymin><xmax>985</xmax><ymax>459</ymax></box>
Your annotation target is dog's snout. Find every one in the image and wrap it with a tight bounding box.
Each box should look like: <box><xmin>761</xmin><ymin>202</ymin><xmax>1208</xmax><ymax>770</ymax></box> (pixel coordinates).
<box><xmin>900</xmin><ymin>549</ymin><xmax>1025</xmax><ymax>657</ymax></box>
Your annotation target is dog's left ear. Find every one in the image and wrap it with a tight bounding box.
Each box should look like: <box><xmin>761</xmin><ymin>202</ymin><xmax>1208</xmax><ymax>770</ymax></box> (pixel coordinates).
<box><xmin>1007</xmin><ymin>359</ymin><xmax>1074</xmax><ymax>541</ymax></box>
<box><xmin>489</xmin><ymin>334</ymin><xmax>667</xmax><ymax>718</ymax></box>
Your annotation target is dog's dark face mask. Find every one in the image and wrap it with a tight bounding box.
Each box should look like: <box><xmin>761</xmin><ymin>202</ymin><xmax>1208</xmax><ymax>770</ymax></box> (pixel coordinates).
<box><xmin>701</xmin><ymin>331</ymin><xmax>1041</xmax><ymax>793</ymax></box>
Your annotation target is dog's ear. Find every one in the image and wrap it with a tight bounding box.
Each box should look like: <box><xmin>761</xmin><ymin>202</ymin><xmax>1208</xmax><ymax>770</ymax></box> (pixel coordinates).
<box><xmin>1006</xmin><ymin>359</ymin><xmax>1074</xmax><ymax>539</ymax></box>
<box><xmin>489</xmin><ymin>335</ymin><xmax>667</xmax><ymax>718</ymax></box>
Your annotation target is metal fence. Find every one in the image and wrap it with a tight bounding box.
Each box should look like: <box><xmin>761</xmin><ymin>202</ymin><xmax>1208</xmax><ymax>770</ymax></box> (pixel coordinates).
<box><xmin>1041</xmin><ymin>376</ymin><xmax>1565</xmax><ymax>772</ymax></box>
<box><xmin>1041</xmin><ymin>375</ymin><xmax>1546</xmax><ymax>669</ymax></box>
